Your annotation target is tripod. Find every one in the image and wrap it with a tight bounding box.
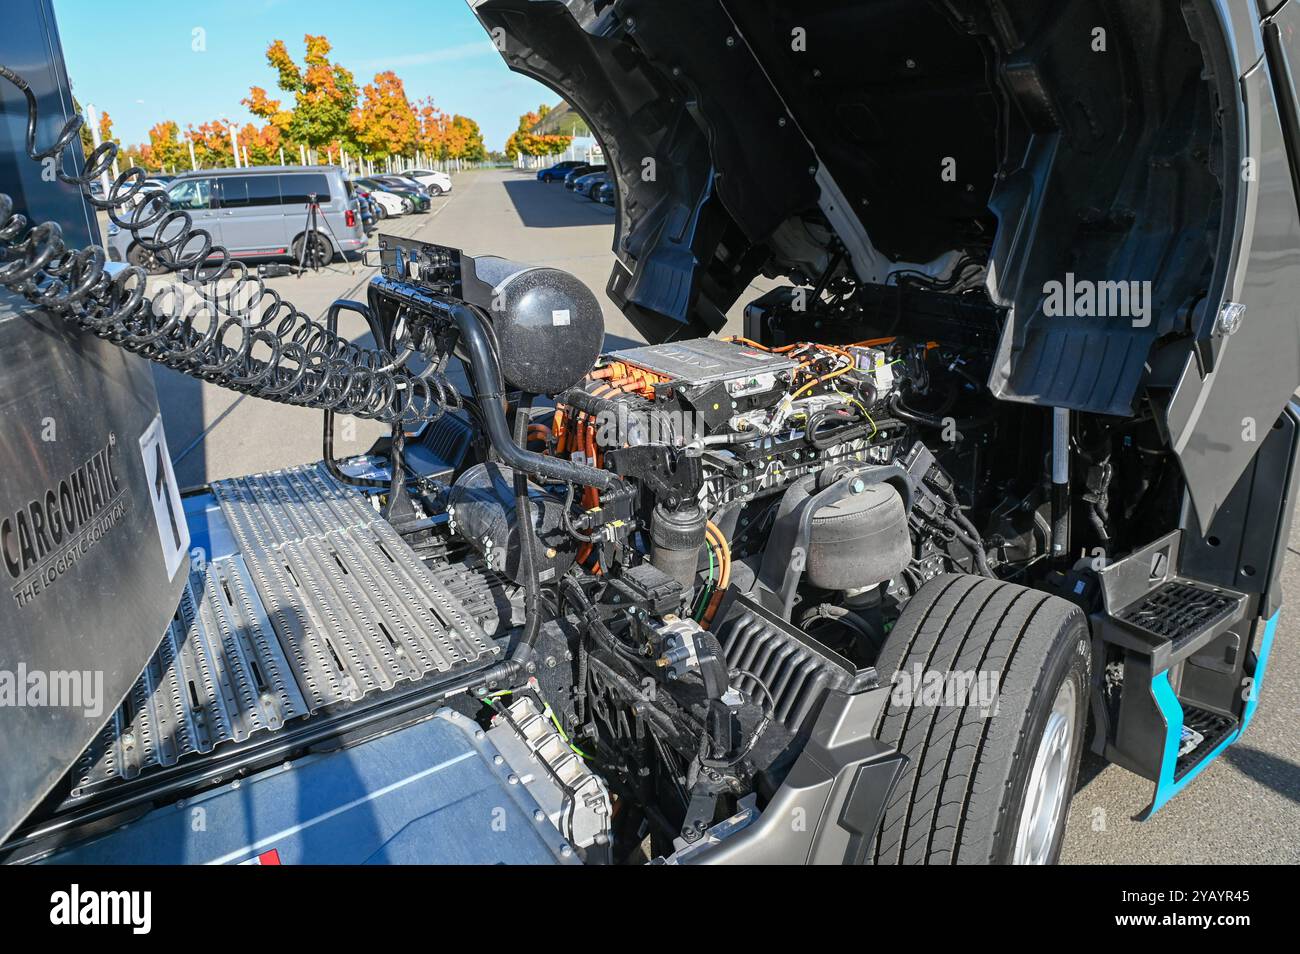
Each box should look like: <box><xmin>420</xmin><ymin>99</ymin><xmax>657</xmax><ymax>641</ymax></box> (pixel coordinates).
<box><xmin>295</xmin><ymin>192</ymin><xmax>356</xmax><ymax>277</ymax></box>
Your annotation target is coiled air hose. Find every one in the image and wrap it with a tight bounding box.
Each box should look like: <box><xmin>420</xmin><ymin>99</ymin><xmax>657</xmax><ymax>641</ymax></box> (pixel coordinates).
<box><xmin>0</xmin><ymin>64</ymin><xmax>456</xmax><ymax>426</ymax></box>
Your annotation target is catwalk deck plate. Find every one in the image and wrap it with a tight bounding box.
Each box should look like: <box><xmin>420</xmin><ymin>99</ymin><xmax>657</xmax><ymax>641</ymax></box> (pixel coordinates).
<box><xmin>72</xmin><ymin>465</ymin><xmax>497</xmax><ymax>797</ymax></box>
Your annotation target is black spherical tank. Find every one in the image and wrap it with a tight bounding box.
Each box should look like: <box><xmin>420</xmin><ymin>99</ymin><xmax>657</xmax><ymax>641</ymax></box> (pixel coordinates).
<box><xmin>471</xmin><ymin>256</ymin><xmax>605</xmax><ymax>395</ymax></box>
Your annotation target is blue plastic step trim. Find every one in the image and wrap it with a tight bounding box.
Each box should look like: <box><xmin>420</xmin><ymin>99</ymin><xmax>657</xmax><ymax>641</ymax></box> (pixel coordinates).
<box><xmin>1145</xmin><ymin>610</ymin><xmax>1279</xmax><ymax>816</ymax></box>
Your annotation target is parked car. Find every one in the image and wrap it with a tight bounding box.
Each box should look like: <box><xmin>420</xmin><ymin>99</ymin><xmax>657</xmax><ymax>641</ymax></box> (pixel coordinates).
<box><xmin>359</xmin><ymin>175</ymin><xmax>430</xmax><ymax>213</ymax></box>
<box><xmin>104</xmin><ymin>165</ymin><xmax>366</xmax><ymax>273</ymax></box>
<box><xmin>593</xmin><ymin>179</ymin><xmax>616</xmax><ymax>205</ymax></box>
<box><xmin>404</xmin><ymin>167</ymin><xmax>453</xmax><ymax>195</ymax></box>
<box><xmin>564</xmin><ymin>163</ymin><xmax>604</xmax><ymax>189</ymax></box>
<box><xmin>572</xmin><ymin>170</ymin><xmax>611</xmax><ymax>198</ymax></box>
<box><xmin>349</xmin><ymin>182</ymin><xmax>378</xmax><ymax>235</ymax></box>
<box><xmin>537</xmin><ymin>160</ymin><xmax>587</xmax><ymax>182</ymax></box>
<box><xmin>352</xmin><ymin>182</ymin><xmax>405</xmax><ymax>219</ymax></box>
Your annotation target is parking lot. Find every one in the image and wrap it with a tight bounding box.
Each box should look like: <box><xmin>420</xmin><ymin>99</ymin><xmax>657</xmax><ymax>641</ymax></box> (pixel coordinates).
<box><xmin>152</xmin><ymin>166</ymin><xmax>1299</xmax><ymax>865</ymax></box>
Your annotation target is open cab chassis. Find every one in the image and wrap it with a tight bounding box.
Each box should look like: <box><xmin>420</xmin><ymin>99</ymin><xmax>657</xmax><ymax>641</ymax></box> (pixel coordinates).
<box><xmin>0</xmin><ymin>0</ymin><xmax>1297</xmax><ymax>864</ymax></box>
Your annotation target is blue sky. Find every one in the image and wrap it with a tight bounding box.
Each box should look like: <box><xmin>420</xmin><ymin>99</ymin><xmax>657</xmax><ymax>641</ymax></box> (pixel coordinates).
<box><xmin>51</xmin><ymin>0</ymin><xmax>557</xmax><ymax>151</ymax></box>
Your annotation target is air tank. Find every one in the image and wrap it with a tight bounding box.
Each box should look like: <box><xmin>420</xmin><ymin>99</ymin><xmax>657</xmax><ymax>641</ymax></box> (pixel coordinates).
<box><xmin>469</xmin><ymin>256</ymin><xmax>605</xmax><ymax>396</ymax></box>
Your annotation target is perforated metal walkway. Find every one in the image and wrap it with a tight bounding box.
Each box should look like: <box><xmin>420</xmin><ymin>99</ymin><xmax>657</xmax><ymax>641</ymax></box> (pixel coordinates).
<box><xmin>73</xmin><ymin>464</ymin><xmax>497</xmax><ymax>797</ymax></box>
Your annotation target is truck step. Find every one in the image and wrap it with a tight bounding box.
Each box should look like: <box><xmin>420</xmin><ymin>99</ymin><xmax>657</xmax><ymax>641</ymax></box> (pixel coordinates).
<box><xmin>1174</xmin><ymin>706</ymin><xmax>1238</xmax><ymax>781</ymax></box>
<box><xmin>1117</xmin><ymin>580</ymin><xmax>1243</xmax><ymax>658</ymax></box>
<box><xmin>1099</xmin><ymin>577</ymin><xmax>1247</xmax><ymax>672</ymax></box>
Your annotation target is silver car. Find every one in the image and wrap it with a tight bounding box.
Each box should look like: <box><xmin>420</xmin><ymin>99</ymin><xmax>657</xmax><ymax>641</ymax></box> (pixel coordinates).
<box><xmin>106</xmin><ymin>165</ymin><xmax>367</xmax><ymax>273</ymax></box>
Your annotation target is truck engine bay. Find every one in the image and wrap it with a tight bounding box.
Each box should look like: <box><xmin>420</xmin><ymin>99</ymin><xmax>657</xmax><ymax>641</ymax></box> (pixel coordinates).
<box><xmin>1</xmin><ymin>220</ymin><xmax>1181</xmax><ymax>863</ymax></box>
<box><xmin>2</xmin><ymin>0</ymin><xmax>1296</xmax><ymax>869</ymax></box>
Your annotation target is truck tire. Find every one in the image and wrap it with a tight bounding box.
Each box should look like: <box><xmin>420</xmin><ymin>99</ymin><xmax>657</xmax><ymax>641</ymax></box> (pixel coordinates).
<box><xmin>870</xmin><ymin>573</ymin><xmax>1090</xmax><ymax>864</ymax></box>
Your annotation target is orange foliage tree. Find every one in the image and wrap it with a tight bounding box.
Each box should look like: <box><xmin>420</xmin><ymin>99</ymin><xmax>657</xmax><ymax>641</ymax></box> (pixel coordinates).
<box><xmin>254</xmin><ymin>35</ymin><xmax>356</xmax><ymax>155</ymax></box>
<box><xmin>96</xmin><ymin>110</ymin><xmax>118</xmax><ymax>146</ymax></box>
<box><xmin>186</xmin><ymin>119</ymin><xmax>238</xmax><ymax>168</ymax></box>
<box><xmin>146</xmin><ymin>121</ymin><xmax>190</xmax><ymax>172</ymax></box>
<box><xmin>504</xmin><ymin>105</ymin><xmax>571</xmax><ymax>159</ymax></box>
<box><xmin>350</xmin><ymin>71</ymin><xmax>417</xmax><ymax>161</ymax></box>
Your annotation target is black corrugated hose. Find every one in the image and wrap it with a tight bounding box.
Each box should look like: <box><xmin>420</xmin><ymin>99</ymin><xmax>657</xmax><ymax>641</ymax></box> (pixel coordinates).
<box><xmin>512</xmin><ymin>394</ymin><xmax>543</xmax><ymax>660</ymax></box>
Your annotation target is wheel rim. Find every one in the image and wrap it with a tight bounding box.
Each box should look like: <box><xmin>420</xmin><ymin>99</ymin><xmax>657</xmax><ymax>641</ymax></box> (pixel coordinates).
<box><xmin>303</xmin><ymin>237</ymin><xmax>327</xmax><ymax>266</ymax></box>
<box><xmin>1012</xmin><ymin>676</ymin><xmax>1076</xmax><ymax>864</ymax></box>
<box><xmin>132</xmin><ymin>246</ymin><xmax>161</xmax><ymax>273</ymax></box>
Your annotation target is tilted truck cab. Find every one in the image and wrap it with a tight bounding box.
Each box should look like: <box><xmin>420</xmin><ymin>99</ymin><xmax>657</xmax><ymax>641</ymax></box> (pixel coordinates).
<box><xmin>0</xmin><ymin>0</ymin><xmax>1296</xmax><ymax>864</ymax></box>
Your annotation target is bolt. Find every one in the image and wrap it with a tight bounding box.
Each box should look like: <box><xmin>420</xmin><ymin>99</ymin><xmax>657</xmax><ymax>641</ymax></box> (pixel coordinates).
<box><xmin>1216</xmin><ymin>301</ymin><xmax>1246</xmax><ymax>335</ymax></box>
<box><xmin>534</xmin><ymin>809</ymin><xmax>546</xmax><ymax>822</ymax></box>
<box><xmin>508</xmin><ymin>774</ymin><xmax>520</xmax><ymax>785</ymax></box>
<box><xmin>726</xmin><ymin>36</ymin><xmax>736</xmax><ymax>47</ymax></box>
<box><xmin>850</xmin><ymin>478</ymin><xmax>866</xmax><ymax>494</ymax></box>
<box><xmin>494</xmin><ymin>755</ymin><xmax>504</xmax><ymax>765</ymax></box>
<box><xmin>560</xmin><ymin>844</ymin><xmax>573</xmax><ymax>857</ymax></box>
<box><xmin>778</xmin><ymin>117</ymin><xmax>787</xmax><ymax>127</ymax></box>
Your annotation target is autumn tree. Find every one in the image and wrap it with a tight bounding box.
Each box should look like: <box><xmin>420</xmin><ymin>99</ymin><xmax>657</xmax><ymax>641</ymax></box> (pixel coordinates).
<box><xmin>254</xmin><ymin>35</ymin><xmax>356</xmax><ymax>157</ymax></box>
<box><xmin>96</xmin><ymin>110</ymin><xmax>119</xmax><ymax>146</ymax></box>
<box><xmin>120</xmin><ymin>143</ymin><xmax>153</xmax><ymax>171</ymax></box>
<box><xmin>187</xmin><ymin>120</ymin><xmax>238</xmax><ymax>168</ymax></box>
<box><xmin>237</xmin><ymin>122</ymin><xmax>285</xmax><ymax>165</ymax></box>
<box><xmin>414</xmin><ymin>99</ymin><xmax>485</xmax><ymax>162</ymax></box>
<box><xmin>350</xmin><ymin>71</ymin><xmax>417</xmax><ymax>161</ymax></box>
<box><xmin>242</xmin><ymin>86</ymin><xmax>295</xmax><ymax>135</ymax></box>
<box><xmin>415</xmin><ymin>97</ymin><xmax>448</xmax><ymax>158</ymax></box>
<box><xmin>504</xmin><ymin>105</ymin><xmax>571</xmax><ymax>159</ymax></box>
<box><xmin>146</xmin><ymin>121</ymin><xmax>190</xmax><ymax>172</ymax></box>
<box><xmin>448</xmin><ymin>115</ymin><xmax>486</xmax><ymax>162</ymax></box>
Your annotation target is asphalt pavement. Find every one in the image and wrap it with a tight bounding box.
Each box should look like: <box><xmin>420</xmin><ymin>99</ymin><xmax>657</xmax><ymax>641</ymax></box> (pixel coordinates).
<box><xmin>152</xmin><ymin>167</ymin><xmax>1299</xmax><ymax>863</ymax></box>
